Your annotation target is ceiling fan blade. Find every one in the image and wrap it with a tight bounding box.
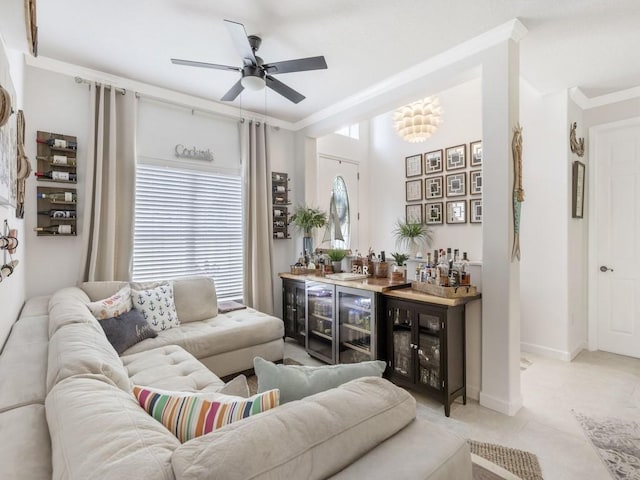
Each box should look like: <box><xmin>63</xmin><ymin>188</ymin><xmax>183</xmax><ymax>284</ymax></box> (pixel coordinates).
<box><xmin>221</xmin><ymin>79</ymin><xmax>245</xmax><ymax>102</ymax></box>
<box><xmin>224</xmin><ymin>19</ymin><xmax>257</xmax><ymax>64</ymax></box>
<box><xmin>265</xmin><ymin>75</ymin><xmax>305</xmax><ymax>104</ymax></box>
<box><xmin>264</xmin><ymin>56</ymin><xmax>327</xmax><ymax>75</ymax></box>
<box><xmin>171</xmin><ymin>58</ymin><xmax>240</xmax><ymax>71</ymax></box>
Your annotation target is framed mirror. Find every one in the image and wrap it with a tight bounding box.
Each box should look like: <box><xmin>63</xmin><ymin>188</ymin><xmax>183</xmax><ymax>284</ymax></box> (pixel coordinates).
<box><xmin>446</xmin><ymin>200</ymin><xmax>467</xmax><ymax>224</ymax></box>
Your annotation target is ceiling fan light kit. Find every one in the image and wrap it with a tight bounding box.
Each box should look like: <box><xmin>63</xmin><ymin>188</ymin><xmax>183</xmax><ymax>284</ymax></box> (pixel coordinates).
<box><xmin>171</xmin><ymin>19</ymin><xmax>327</xmax><ymax>104</ymax></box>
<box><xmin>393</xmin><ymin>96</ymin><xmax>443</xmax><ymax>143</ymax></box>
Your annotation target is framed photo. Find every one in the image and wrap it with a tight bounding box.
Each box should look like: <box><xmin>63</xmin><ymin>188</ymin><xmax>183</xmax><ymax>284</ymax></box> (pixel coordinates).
<box><xmin>572</xmin><ymin>160</ymin><xmax>585</xmax><ymax>218</ymax></box>
<box><xmin>470</xmin><ymin>198</ymin><xmax>482</xmax><ymax>223</ymax></box>
<box><xmin>406</xmin><ymin>179</ymin><xmax>423</xmax><ymax>202</ymax></box>
<box><xmin>446</xmin><ymin>144</ymin><xmax>466</xmax><ymax>170</ymax></box>
<box><xmin>446</xmin><ymin>200</ymin><xmax>467</xmax><ymax>224</ymax></box>
<box><xmin>406</xmin><ymin>204</ymin><xmax>423</xmax><ymax>224</ymax></box>
<box><xmin>424</xmin><ymin>149</ymin><xmax>443</xmax><ymax>174</ymax></box>
<box><xmin>470</xmin><ymin>140</ymin><xmax>482</xmax><ymax>166</ymax></box>
<box><xmin>470</xmin><ymin>169</ymin><xmax>482</xmax><ymax>195</ymax></box>
<box><xmin>446</xmin><ymin>172</ymin><xmax>466</xmax><ymax>197</ymax></box>
<box><xmin>424</xmin><ymin>176</ymin><xmax>443</xmax><ymax>199</ymax></box>
<box><xmin>405</xmin><ymin>154</ymin><xmax>423</xmax><ymax>178</ymax></box>
<box><xmin>425</xmin><ymin>202</ymin><xmax>443</xmax><ymax>225</ymax></box>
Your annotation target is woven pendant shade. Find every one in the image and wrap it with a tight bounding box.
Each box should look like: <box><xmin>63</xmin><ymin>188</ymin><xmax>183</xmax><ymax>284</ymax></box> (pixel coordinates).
<box><xmin>393</xmin><ymin>96</ymin><xmax>442</xmax><ymax>143</ymax></box>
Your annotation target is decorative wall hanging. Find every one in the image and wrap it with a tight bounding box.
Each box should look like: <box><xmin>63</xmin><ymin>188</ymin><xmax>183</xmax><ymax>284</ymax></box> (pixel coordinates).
<box><xmin>0</xmin><ymin>46</ymin><xmax>18</xmax><ymax>207</ymax></box>
<box><xmin>424</xmin><ymin>176</ymin><xmax>443</xmax><ymax>199</ymax></box>
<box><xmin>393</xmin><ymin>96</ymin><xmax>443</xmax><ymax>143</ymax></box>
<box><xmin>424</xmin><ymin>149</ymin><xmax>443</xmax><ymax>174</ymax></box>
<box><xmin>405</xmin><ymin>179</ymin><xmax>423</xmax><ymax>202</ymax></box>
<box><xmin>1</xmin><ymin>219</ymin><xmax>19</xmax><ymax>284</ymax></box>
<box><xmin>572</xmin><ymin>160</ymin><xmax>585</xmax><ymax>218</ymax></box>
<box><xmin>570</xmin><ymin>122</ymin><xmax>585</xmax><ymax>157</ymax></box>
<box><xmin>511</xmin><ymin>123</ymin><xmax>524</xmax><ymax>261</ymax></box>
<box><xmin>405</xmin><ymin>204</ymin><xmax>422</xmax><ymax>224</ymax></box>
<box><xmin>446</xmin><ymin>172</ymin><xmax>466</xmax><ymax>197</ymax></box>
<box><xmin>425</xmin><ymin>202</ymin><xmax>443</xmax><ymax>225</ymax></box>
<box><xmin>15</xmin><ymin>110</ymin><xmax>30</xmax><ymax>218</ymax></box>
<box><xmin>470</xmin><ymin>199</ymin><xmax>482</xmax><ymax>223</ymax></box>
<box><xmin>446</xmin><ymin>144</ymin><xmax>466</xmax><ymax>170</ymax></box>
<box><xmin>25</xmin><ymin>0</ymin><xmax>39</xmax><ymax>56</ymax></box>
<box><xmin>405</xmin><ymin>154</ymin><xmax>423</xmax><ymax>177</ymax></box>
<box><xmin>470</xmin><ymin>170</ymin><xmax>482</xmax><ymax>195</ymax></box>
<box><xmin>470</xmin><ymin>140</ymin><xmax>483</xmax><ymax>166</ymax></box>
<box><xmin>446</xmin><ymin>201</ymin><xmax>466</xmax><ymax>224</ymax></box>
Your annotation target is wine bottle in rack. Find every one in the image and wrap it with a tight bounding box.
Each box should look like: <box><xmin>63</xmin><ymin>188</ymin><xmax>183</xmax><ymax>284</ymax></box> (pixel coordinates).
<box><xmin>37</xmin><ymin>209</ymin><xmax>76</xmax><ymax>218</ymax></box>
<box><xmin>35</xmin><ymin>155</ymin><xmax>76</xmax><ymax>166</ymax></box>
<box><xmin>37</xmin><ymin>191</ymin><xmax>77</xmax><ymax>202</ymax></box>
<box><xmin>33</xmin><ymin>225</ymin><xmax>74</xmax><ymax>234</ymax></box>
<box><xmin>34</xmin><ymin>171</ymin><xmax>77</xmax><ymax>182</ymax></box>
<box><xmin>37</xmin><ymin>138</ymin><xmax>78</xmax><ymax>150</ymax></box>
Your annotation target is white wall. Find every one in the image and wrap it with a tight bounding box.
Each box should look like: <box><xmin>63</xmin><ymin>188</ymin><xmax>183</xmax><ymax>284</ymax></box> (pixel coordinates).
<box><xmin>368</xmin><ymin>78</ymin><xmax>483</xmax><ymax>260</ymax></box>
<box><xmin>23</xmin><ymin>66</ymin><xmax>90</xmax><ymax>297</ymax></box>
<box><xmin>0</xmin><ymin>39</ymin><xmax>26</xmax><ymax>347</ymax></box>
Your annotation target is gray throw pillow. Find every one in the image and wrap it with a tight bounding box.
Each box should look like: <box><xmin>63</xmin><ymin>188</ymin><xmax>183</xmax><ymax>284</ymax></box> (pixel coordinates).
<box><xmin>99</xmin><ymin>309</ymin><xmax>158</xmax><ymax>354</ymax></box>
<box><xmin>254</xmin><ymin>357</ymin><xmax>386</xmax><ymax>404</ymax></box>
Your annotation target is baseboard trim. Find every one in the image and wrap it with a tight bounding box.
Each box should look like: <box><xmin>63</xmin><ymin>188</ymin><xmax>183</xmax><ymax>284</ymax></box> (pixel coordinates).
<box><xmin>467</xmin><ymin>385</ymin><xmax>480</xmax><ymax>401</ymax></box>
<box><xmin>479</xmin><ymin>391</ymin><xmax>523</xmax><ymax>416</ymax></box>
<box><xmin>521</xmin><ymin>342</ymin><xmax>572</xmax><ymax>361</ymax></box>
<box><xmin>569</xmin><ymin>341</ymin><xmax>587</xmax><ymax>360</ymax></box>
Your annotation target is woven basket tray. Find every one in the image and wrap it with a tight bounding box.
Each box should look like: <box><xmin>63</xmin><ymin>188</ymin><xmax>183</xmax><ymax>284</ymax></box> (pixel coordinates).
<box><xmin>411</xmin><ymin>282</ymin><xmax>477</xmax><ymax>298</ymax></box>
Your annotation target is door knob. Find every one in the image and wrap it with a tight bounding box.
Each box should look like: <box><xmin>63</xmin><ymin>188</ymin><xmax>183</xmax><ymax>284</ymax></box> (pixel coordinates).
<box><xmin>600</xmin><ymin>266</ymin><xmax>614</xmax><ymax>272</ymax></box>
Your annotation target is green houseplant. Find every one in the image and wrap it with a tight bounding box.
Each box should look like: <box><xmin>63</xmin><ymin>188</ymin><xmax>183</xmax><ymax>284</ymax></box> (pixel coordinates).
<box><xmin>390</xmin><ymin>252</ymin><xmax>410</xmax><ymax>267</ymax></box>
<box><xmin>290</xmin><ymin>205</ymin><xmax>327</xmax><ymax>254</ymax></box>
<box><xmin>392</xmin><ymin>220</ymin><xmax>433</xmax><ymax>258</ymax></box>
<box><xmin>326</xmin><ymin>249</ymin><xmax>347</xmax><ymax>273</ymax></box>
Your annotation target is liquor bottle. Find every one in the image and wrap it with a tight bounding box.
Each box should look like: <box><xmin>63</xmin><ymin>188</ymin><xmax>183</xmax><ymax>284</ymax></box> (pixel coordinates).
<box><xmin>447</xmin><ymin>247</ymin><xmax>452</xmax><ymax>263</ymax></box>
<box><xmin>36</xmin><ymin>155</ymin><xmax>76</xmax><ymax>166</ymax></box>
<box><xmin>460</xmin><ymin>252</ymin><xmax>471</xmax><ymax>285</ymax></box>
<box><xmin>37</xmin><ymin>138</ymin><xmax>78</xmax><ymax>150</ymax></box>
<box><xmin>37</xmin><ymin>209</ymin><xmax>76</xmax><ymax>218</ymax></box>
<box><xmin>37</xmin><ymin>191</ymin><xmax>77</xmax><ymax>202</ymax></box>
<box><xmin>274</xmin><ymin>220</ymin><xmax>286</xmax><ymax>227</ymax></box>
<box><xmin>437</xmin><ymin>249</ymin><xmax>449</xmax><ymax>286</ymax></box>
<box><xmin>34</xmin><ymin>171</ymin><xmax>77</xmax><ymax>182</ymax></box>
<box><xmin>33</xmin><ymin>225</ymin><xmax>73</xmax><ymax>234</ymax></box>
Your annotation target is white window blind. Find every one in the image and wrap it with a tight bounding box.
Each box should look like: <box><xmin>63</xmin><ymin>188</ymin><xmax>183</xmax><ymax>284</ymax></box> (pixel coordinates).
<box><xmin>132</xmin><ymin>164</ymin><xmax>243</xmax><ymax>301</ymax></box>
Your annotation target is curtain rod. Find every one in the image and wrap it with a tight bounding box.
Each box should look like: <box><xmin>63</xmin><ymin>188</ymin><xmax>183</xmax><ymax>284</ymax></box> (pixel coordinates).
<box><xmin>74</xmin><ymin>76</ymin><xmax>126</xmax><ymax>95</ymax></box>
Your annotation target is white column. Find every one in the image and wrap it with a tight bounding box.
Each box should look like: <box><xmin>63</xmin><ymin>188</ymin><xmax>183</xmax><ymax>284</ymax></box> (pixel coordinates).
<box><xmin>479</xmin><ymin>39</ymin><xmax>523</xmax><ymax>415</ymax></box>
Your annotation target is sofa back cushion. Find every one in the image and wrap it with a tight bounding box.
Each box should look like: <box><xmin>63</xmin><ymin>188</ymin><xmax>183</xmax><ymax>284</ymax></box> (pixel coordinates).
<box><xmin>47</xmin><ymin>322</ymin><xmax>131</xmax><ymax>393</ymax></box>
<box><xmin>79</xmin><ymin>281</ymin><xmax>128</xmax><ymax>303</ymax></box>
<box><xmin>171</xmin><ymin>377</ymin><xmax>416</xmax><ymax>480</ymax></box>
<box><xmin>47</xmin><ymin>287</ymin><xmax>92</xmax><ymax>338</ymax></box>
<box><xmin>46</xmin><ymin>375</ymin><xmax>179</xmax><ymax>480</ymax></box>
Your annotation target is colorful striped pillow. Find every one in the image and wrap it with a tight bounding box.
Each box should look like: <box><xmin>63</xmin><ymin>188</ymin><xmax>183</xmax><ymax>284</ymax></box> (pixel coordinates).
<box><xmin>132</xmin><ymin>385</ymin><xmax>280</xmax><ymax>442</ymax></box>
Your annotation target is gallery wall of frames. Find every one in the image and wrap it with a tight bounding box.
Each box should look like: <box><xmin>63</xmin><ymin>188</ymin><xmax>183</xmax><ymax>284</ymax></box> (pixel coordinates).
<box><xmin>405</xmin><ymin>140</ymin><xmax>482</xmax><ymax>226</ymax></box>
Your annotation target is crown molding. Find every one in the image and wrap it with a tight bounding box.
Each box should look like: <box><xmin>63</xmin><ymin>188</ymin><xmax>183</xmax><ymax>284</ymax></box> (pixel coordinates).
<box><xmin>570</xmin><ymin>85</ymin><xmax>640</xmax><ymax>110</ymax></box>
<box><xmin>293</xmin><ymin>18</ymin><xmax>528</xmax><ymax>131</ymax></box>
<box><xmin>24</xmin><ymin>55</ymin><xmax>297</xmax><ymax>130</ymax></box>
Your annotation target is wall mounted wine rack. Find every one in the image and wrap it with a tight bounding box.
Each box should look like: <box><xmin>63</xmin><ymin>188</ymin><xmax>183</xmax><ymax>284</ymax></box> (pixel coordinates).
<box><xmin>272</xmin><ymin>171</ymin><xmax>290</xmax><ymax>240</ymax></box>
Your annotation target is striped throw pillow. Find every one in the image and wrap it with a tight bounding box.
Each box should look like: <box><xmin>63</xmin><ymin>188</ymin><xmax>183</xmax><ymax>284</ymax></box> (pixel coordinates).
<box><xmin>132</xmin><ymin>385</ymin><xmax>280</xmax><ymax>442</ymax></box>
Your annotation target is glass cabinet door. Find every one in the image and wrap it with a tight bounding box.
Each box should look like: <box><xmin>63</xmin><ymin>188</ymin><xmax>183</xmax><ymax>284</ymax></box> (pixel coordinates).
<box><xmin>337</xmin><ymin>288</ymin><xmax>375</xmax><ymax>363</ymax></box>
<box><xmin>294</xmin><ymin>284</ymin><xmax>306</xmax><ymax>339</ymax></box>
<box><xmin>284</xmin><ymin>286</ymin><xmax>296</xmax><ymax>338</ymax></box>
<box><xmin>306</xmin><ymin>282</ymin><xmax>335</xmax><ymax>363</ymax></box>
<box><xmin>417</xmin><ymin>311</ymin><xmax>442</xmax><ymax>391</ymax></box>
<box><xmin>389</xmin><ymin>304</ymin><xmax>414</xmax><ymax>382</ymax></box>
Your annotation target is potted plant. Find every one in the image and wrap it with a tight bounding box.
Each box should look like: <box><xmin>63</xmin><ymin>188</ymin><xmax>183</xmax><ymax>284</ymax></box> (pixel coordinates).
<box><xmin>290</xmin><ymin>205</ymin><xmax>327</xmax><ymax>254</ymax></box>
<box><xmin>392</xmin><ymin>220</ymin><xmax>433</xmax><ymax>258</ymax></box>
<box><xmin>390</xmin><ymin>252</ymin><xmax>409</xmax><ymax>280</ymax></box>
<box><xmin>326</xmin><ymin>249</ymin><xmax>347</xmax><ymax>273</ymax></box>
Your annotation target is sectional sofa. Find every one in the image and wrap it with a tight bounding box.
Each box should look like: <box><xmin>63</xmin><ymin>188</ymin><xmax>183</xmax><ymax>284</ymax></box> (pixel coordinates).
<box><xmin>0</xmin><ymin>276</ymin><xmax>472</xmax><ymax>479</ymax></box>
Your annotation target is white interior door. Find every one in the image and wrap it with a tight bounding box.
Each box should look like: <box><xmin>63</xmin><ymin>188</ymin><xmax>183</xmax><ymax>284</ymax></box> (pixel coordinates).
<box><xmin>318</xmin><ymin>155</ymin><xmax>359</xmax><ymax>252</ymax></box>
<box><xmin>593</xmin><ymin>118</ymin><xmax>640</xmax><ymax>358</ymax></box>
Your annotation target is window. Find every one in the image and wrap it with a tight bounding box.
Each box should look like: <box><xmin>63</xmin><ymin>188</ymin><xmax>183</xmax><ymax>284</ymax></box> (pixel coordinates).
<box><xmin>132</xmin><ymin>163</ymin><xmax>243</xmax><ymax>301</ymax></box>
<box><xmin>334</xmin><ymin>124</ymin><xmax>360</xmax><ymax>140</ymax></box>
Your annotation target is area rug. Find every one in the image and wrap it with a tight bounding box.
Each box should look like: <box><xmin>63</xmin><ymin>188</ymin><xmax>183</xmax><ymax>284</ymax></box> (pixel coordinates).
<box><xmin>573</xmin><ymin>411</ymin><xmax>640</xmax><ymax>480</ymax></box>
<box><xmin>469</xmin><ymin>440</ymin><xmax>544</xmax><ymax>480</ymax></box>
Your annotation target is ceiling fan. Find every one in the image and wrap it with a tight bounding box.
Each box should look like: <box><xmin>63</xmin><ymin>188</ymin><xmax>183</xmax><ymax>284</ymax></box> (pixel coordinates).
<box><xmin>171</xmin><ymin>19</ymin><xmax>328</xmax><ymax>104</ymax></box>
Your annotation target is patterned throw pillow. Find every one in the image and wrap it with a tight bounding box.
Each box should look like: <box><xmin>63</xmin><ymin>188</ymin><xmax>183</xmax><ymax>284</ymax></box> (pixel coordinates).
<box><xmin>86</xmin><ymin>285</ymin><xmax>132</xmax><ymax>320</ymax></box>
<box><xmin>131</xmin><ymin>282</ymin><xmax>179</xmax><ymax>332</ymax></box>
<box><xmin>132</xmin><ymin>386</ymin><xmax>280</xmax><ymax>442</ymax></box>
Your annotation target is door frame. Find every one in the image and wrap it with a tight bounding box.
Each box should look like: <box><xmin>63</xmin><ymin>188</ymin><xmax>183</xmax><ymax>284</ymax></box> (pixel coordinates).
<box><xmin>587</xmin><ymin>116</ymin><xmax>640</xmax><ymax>351</ymax></box>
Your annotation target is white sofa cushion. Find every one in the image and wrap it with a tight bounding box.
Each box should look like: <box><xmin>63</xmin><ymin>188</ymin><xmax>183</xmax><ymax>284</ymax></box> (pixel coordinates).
<box><xmin>171</xmin><ymin>377</ymin><xmax>416</xmax><ymax>480</ymax></box>
<box><xmin>47</xmin><ymin>287</ymin><xmax>92</xmax><ymax>337</ymax></box>
<box><xmin>46</xmin><ymin>375</ymin><xmax>179</xmax><ymax>480</ymax></box>
<box><xmin>0</xmin><ymin>404</ymin><xmax>52</xmax><ymax>480</ymax></box>
<box><xmin>121</xmin><ymin>345</ymin><xmax>225</xmax><ymax>393</ymax></box>
<box><xmin>18</xmin><ymin>295</ymin><xmax>50</xmax><ymax>318</ymax></box>
<box><xmin>47</xmin><ymin>322</ymin><xmax>131</xmax><ymax>393</ymax></box>
<box><xmin>122</xmin><ymin>308</ymin><xmax>283</xmax><ymax>360</ymax></box>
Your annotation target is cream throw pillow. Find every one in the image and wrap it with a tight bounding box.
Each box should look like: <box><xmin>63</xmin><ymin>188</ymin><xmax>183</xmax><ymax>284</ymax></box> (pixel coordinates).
<box><xmin>86</xmin><ymin>285</ymin><xmax>132</xmax><ymax>320</ymax></box>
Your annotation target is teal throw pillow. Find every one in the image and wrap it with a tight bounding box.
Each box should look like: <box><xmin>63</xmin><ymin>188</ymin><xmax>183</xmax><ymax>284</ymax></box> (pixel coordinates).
<box><xmin>253</xmin><ymin>357</ymin><xmax>386</xmax><ymax>404</ymax></box>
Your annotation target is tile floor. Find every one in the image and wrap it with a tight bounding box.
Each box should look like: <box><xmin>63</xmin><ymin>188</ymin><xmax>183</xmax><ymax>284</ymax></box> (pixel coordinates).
<box><xmin>284</xmin><ymin>339</ymin><xmax>640</xmax><ymax>480</ymax></box>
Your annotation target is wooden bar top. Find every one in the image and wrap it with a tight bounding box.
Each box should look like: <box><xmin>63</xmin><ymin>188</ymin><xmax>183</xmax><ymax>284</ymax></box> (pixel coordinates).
<box><xmin>278</xmin><ymin>272</ymin><xmax>411</xmax><ymax>293</ymax></box>
<box><xmin>383</xmin><ymin>288</ymin><xmax>481</xmax><ymax>307</ymax></box>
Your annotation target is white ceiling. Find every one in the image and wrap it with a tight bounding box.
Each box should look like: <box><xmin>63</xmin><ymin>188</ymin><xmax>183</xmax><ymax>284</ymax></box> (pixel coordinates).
<box><xmin>2</xmin><ymin>0</ymin><xmax>640</xmax><ymax>123</ymax></box>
